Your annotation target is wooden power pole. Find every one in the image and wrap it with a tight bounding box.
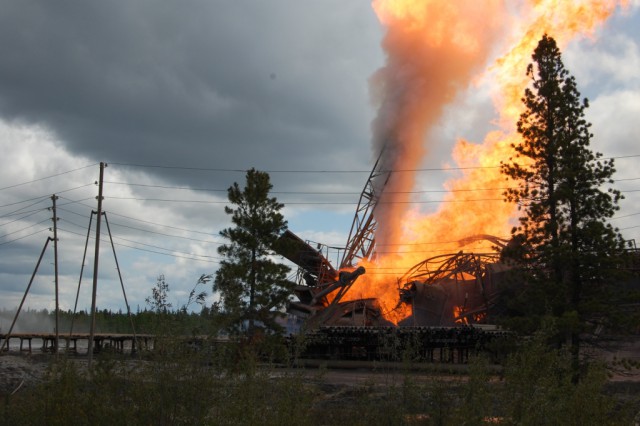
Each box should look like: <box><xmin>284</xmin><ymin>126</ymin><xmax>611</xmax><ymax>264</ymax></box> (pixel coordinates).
<box><xmin>51</xmin><ymin>194</ymin><xmax>60</xmax><ymax>358</ymax></box>
<box><xmin>88</xmin><ymin>162</ymin><xmax>105</xmax><ymax>368</ymax></box>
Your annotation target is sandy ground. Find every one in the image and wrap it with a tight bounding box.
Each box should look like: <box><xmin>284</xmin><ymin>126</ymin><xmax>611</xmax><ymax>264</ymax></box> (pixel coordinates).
<box><xmin>1</xmin><ymin>351</ymin><xmax>639</xmax><ymax>397</ymax></box>
<box><xmin>0</xmin><ymin>355</ymin><xmax>52</xmax><ymax>395</ymax></box>
<box><xmin>0</xmin><ymin>354</ymin><xmax>456</xmax><ymax>394</ymax></box>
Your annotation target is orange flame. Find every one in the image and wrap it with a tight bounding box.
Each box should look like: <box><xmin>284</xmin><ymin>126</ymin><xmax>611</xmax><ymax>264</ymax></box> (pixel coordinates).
<box><xmin>343</xmin><ymin>0</ymin><xmax>629</xmax><ymax>325</ymax></box>
<box><xmin>453</xmin><ymin>306</ymin><xmax>469</xmax><ymax>325</ymax></box>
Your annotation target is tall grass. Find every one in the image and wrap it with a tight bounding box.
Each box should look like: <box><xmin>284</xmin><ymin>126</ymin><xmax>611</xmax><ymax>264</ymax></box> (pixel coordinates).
<box><xmin>1</xmin><ymin>329</ymin><xmax>637</xmax><ymax>425</ymax></box>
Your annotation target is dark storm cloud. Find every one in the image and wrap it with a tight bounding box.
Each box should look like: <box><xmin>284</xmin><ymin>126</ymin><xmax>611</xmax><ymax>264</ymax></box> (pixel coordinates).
<box><xmin>0</xmin><ymin>0</ymin><xmax>382</xmax><ymax>191</ymax></box>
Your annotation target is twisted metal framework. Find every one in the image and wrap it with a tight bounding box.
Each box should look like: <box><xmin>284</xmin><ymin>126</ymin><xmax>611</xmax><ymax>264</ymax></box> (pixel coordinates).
<box><xmin>397</xmin><ymin>247</ymin><xmax>504</xmax><ymax>326</ymax></box>
<box><xmin>280</xmin><ymin>147</ymin><xmax>511</xmax><ymax>327</ymax></box>
<box><xmin>339</xmin><ymin>147</ymin><xmax>389</xmax><ymax>269</ymax></box>
<box><xmin>277</xmin><ymin>148</ymin><xmax>390</xmax><ymax>326</ymax></box>
<box><xmin>399</xmin><ymin>252</ymin><xmax>502</xmax><ymax>288</ymax></box>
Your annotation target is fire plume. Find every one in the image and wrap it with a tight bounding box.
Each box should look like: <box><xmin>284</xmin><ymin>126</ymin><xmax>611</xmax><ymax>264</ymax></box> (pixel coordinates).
<box><xmin>346</xmin><ymin>0</ymin><xmax>629</xmax><ymax>324</ymax></box>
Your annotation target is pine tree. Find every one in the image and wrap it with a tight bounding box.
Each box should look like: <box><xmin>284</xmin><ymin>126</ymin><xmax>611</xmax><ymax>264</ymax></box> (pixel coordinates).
<box><xmin>214</xmin><ymin>168</ymin><xmax>294</xmax><ymax>335</ymax></box>
<box><xmin>500</xmin><ymin>34</ymin><xmax>627</xmax><ymax>378</ymax></box>
<box><xmin>146</xmin><ymin>274</ymin><xmax>173</xmax><ymax>314</ymax></box>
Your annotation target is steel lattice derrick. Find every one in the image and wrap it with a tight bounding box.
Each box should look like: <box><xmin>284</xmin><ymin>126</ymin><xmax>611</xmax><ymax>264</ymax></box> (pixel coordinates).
<box><xmin>339</xmin><ymin>147</ymin><xmax>390</xmax><ymax>269</ymax></box>
<box><xmin>279</xmin><ymin>147</ymin><xmax>390</xmax><ymax>325</ymax></box>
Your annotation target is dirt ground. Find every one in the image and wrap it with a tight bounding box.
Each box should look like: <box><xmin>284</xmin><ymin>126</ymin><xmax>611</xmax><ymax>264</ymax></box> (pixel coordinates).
<box><xmin>0</xmin><ymin>354</ymin><xmax>448</xmax><ymax>394</ymax></box>
<box><xmin>2</xmin><ymin>352</ymin><xmax>639</xmax><ymax>395</ymax></box>
<box><xmin>0</xmin><ymin>354</ymin><xmax>52</xmax><ymax>395</ymax></box>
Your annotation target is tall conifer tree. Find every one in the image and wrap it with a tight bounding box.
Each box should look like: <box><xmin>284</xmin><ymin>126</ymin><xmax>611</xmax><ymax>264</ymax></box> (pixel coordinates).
<box><xmin>214</xmin><ymin>168</ymin><xmax>294</xmax><ymax>335</ymax></box>
<box><xmin>501</xmin><ymin>34</ymin><xmax>627</xmax><ymax>377</ymax></box>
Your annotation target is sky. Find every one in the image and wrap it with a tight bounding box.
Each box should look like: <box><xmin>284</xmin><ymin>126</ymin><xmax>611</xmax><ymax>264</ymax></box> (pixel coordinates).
<box><xmin>0</xmin><ymin>0</ymin><xmax>638</xmax><ymax>323</ymax></box>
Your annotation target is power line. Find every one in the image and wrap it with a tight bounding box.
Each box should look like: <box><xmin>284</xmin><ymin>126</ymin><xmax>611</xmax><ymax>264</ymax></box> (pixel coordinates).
<box><xmin>104</xmin><ymin>193</ymin><xmax>640</xmax><ymax>205</ymax></box>
<box><xmin>1</xmin><ymin>157</ymin><xmax>636</xmax><ymax>207</ymax></box>
<box><xmin>58</xmin><ymin>227</ymin><xmax>220</xmax><ymax>264</ymax></box>
<box><xmin>103</xmin><ymin>209</ymin><xmax>221</xmax><ymax>238</ymax></box>
<box><xmin>55</xmin><ymin>207</ymin><xmax>94</xmax><ymax>221</ymax></box>
<box><xmin>615</xmin><ymin>177</ymin><xmax>640</xmax><ymax>182</ymax></box>
<box><xmin>48</xmin><ymin>206</ymin><xmax>508</xmax><ymax>263</ymax></box>
<box><xmin>611</xmin><ymin>212</ymin><xmax>640</xmax><ymax>220</ymax></box>
<box><xmin>108</xmin><ymin>154</ymin><xmax>640</xmax><ymax>174</ymax></box>
<box><xmin>610</xmin><ymin>154</ymin><xmax>640</xmax><ymax>159</ymax></box>
<box><xmin>57</xmin><ymin>205</ymin><xmax>225</xmax><ymax>244</ymax></box>
<box><xmin>104</xmin><ymin>175</ymin><xmax>640</xmax><ymax>194</ymax></box>
<box><xmin>106</xmin><ymin>220</ymin><xmax>224</xmax><ymax>245</ymax></box>
<box><xmin>1</xmin><ymin>153</ymin><xmax>634</xmax><ymax>193</ymax></box>
<box><xmin>1</xmin><ymin>198</ymin><xmax>94</xmax><ymax>220</ymax></box>
<box><xmin>60</xmin><ymin>198</ymin><xmax>511</xmax><ymax>247</ymax></box>
<box><xmin>0</xmin><ymin>209</ymin><xmax>48</xmax><ymax>228</ymax></box>
<box><xmin>2</xmin><ymin>166</ymin><xmax>633</xmax><ymax>218</ymax></box>
<box><xmin>0</xmin><ymin>206</ymin><xmax>50</xmax><ymax>219</ymax></box>
<box><xmin>56</xmin><ymin>197</ymin><xmax>97</xmax><ymax>208</ymax></box>
<box><xmin>0</xmin><ymin>218</ymin><xmax>52</xmax><ymax>240</ymax></box>
<box><xmin>0</xmin><ymin>197</ymin><xmax>50</xmax><ymax>219</ymax></box>
<box><xmin>0</xmin><ymin>194</ymin><xmax>97</xmax><ymax>220</ymax></box>
<box><xmin>103</xmin><ymin>180</ymin><xmax>520</xmax><ymax>195</ymax></box>
<box><xmin>58</xmin><ymin>196</ymin><xmax>635</xmax><ymax>245</ymax></box>
<box><xmin>108</xmin><ymin>233</ymin><xmax>223</xmax><ymax>260</ymax></box>
<box><xmin>104</xmin><ymin>196</ymin><xmax>508</xmax><ymax>205</ymax></box>
<box><xmin>0</xmin><ymin>164</ymin><xmax>98</xmax><ymax>192</ymax></box>
<box><xmin>52</xmin><ymin>210</ymin><xmax>640</xmax><ymax>256</ymax></box>
<box><xmin>108</xmin><ymin>162</ymin><xmax>501</xmax><ymax>173</ymax></box>
<box><xmin>61</xmin><ymin>220</ymin><xmax>224</xmax><ymax>260</ymax></box>
<box><xmin>0</xmin><ymin>228</ymin><xmax>50</xmax><ymax>246</ymax></box>
<box><xmin>0</xmin><ymin>195</ymin><xmax>52</xmax><ymax>210</ymax></box>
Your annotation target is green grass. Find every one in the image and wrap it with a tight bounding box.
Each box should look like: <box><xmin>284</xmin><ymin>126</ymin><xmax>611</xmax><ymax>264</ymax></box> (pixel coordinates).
<box><xmin>1</xmin><ymin>333</ymin><xmax>638</xmax><ymax>425</ymax></box>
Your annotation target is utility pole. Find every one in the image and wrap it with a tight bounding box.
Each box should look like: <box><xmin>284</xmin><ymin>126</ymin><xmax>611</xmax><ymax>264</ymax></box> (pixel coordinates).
<box><xmin>51</xmin><ymin>194</ymin><xmax>60</xmax><ymax>358</ymax></box>
<box><xmin>88</xmin><ymin>162</ymin><xmax>106</xmax><ymax>368</ymax></box>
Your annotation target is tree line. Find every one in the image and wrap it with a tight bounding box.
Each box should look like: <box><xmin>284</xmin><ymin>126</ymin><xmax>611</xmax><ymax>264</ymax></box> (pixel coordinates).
<box><xmin>0</xmin><ymin>306</ymin><xmax>213</xmax><ymax>335</ymax></box>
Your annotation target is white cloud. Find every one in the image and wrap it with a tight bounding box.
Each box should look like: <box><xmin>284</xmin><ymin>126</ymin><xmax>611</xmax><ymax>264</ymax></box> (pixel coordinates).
<box><xmin>566</xmin><ymin>33</ymin><xmax>640</xmax><ymax>90</ymax></box>
<box><xmin>0</xmin><ymin>118</ymin><xmax>229</xmax><ymax>312</ymax></box>
<box><xmin>590</xmin><ymin>89</ymin><xmax>640</xmax><ymax>156</ymax></box>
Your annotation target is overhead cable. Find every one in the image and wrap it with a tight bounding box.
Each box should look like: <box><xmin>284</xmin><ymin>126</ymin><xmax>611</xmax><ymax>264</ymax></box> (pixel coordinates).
<box><xmin>0</xmin><ymin>164</ymin><xmax>98</xmax><ymax>191</ymax></box>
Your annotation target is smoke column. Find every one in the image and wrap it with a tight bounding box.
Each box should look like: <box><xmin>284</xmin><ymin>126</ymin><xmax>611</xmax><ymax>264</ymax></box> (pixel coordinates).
<box><xmin>369</xmin><ymin>0</ymin><xmax>507</xmax><ymax>249</ymax></box>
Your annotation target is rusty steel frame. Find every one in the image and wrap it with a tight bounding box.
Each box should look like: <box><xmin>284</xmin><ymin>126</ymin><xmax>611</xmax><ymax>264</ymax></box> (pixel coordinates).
<box><xmin>397</xmin><ymin>248</ymin><xmax>503</xmax><ymax>325</ymax></box>
<box><xmin>339</xmin><ymin>146</ymin><xmax>389</xmax><ymax>269</ymax></box>
<box><xmin>281</xmin><ymin>147</ymin><xmax>390</xmax><ymax>326</ymax></box>
<box><xmin>398</xmin><ymin>252</ymin><xmax>500</xmax><ymax>288</ymax></box>
<box><xmin>284</xmin><ymin>147</ymin><xmax>510</xmax><ymax>328</ymax></box>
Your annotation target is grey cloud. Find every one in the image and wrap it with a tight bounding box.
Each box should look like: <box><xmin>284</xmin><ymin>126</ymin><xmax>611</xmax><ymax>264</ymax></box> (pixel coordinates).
<box><xmin>0</xmin><ymin>0</ymin><xmax>382</xmax><ymax>193</ymax></box>
<box><xmin>3</xmin><ymin>2</ymin><xmax>638</xmax><ymax>312</ymax></box>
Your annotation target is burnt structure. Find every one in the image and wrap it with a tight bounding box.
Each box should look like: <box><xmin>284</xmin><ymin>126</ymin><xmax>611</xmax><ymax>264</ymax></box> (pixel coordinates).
<box><xmin>397</xmin><ymin>237</ymin><xmax>510</xmax><ymax>327</ymax></box>
<box><xmin>278</xmin><ymin>232</ymin><xmax>510</xmax><ymax>329</ymax></box>
<box><xmin>275</xmin><ymin>148</ymin><xmax>512</xmax><ymax>331</ymax></box>
<box><xmin>277</xmin><ymin>230</ymin><xmax>382</xmax><ymax>327</ymax></box>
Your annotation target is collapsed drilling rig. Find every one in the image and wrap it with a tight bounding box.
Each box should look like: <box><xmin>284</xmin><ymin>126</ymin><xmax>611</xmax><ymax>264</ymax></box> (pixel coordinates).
<box><xmin>276</xmin><ymin>150</ymin><xmax>512</xmax><ymax>361</ymax></box>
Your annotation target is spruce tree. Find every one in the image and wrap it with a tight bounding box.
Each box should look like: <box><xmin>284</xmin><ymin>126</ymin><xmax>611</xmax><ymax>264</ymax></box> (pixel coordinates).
<box><xmin>500</xmin><ymin>34</ymin><xmax>627</xmax><ymax>378</ymax></box>
<box><xmin>214</xmin><ymin>168</ymin><xmax>294</xmax><ymax>335</ymax></box>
